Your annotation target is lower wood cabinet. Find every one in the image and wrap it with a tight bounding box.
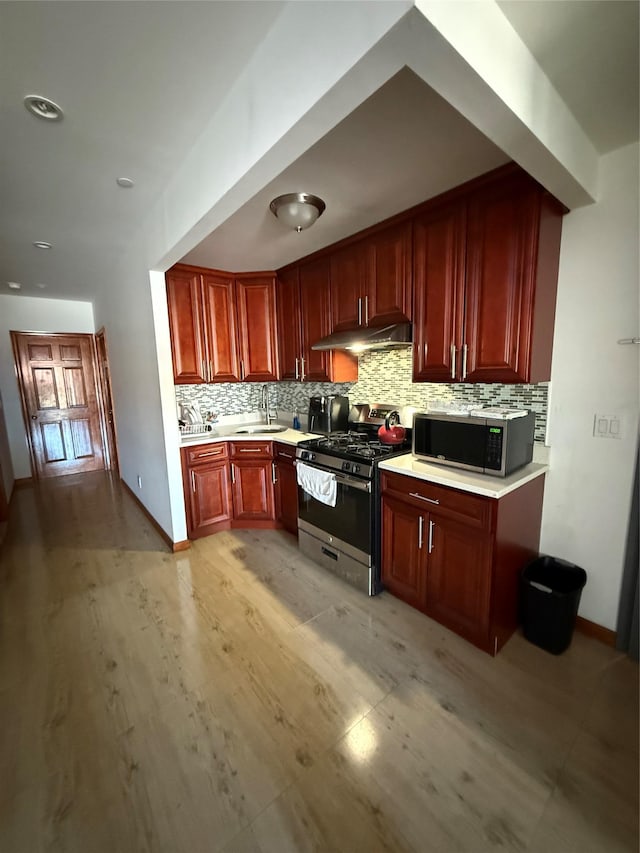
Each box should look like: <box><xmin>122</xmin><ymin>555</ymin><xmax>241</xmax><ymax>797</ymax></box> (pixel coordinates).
<box><xmin>273</xmin><ymin>442</ymin><xmax>298</xmax><ymax>535</ymax></box>
<box><xmin>380</xmin><ymin>470</ymin><xmax>545</xmax><ymax>655</ymax></box>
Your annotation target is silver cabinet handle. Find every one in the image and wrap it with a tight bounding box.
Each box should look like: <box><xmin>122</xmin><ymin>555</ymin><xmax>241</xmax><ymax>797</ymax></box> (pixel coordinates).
<box><xmin>364</xmin><ymin>295</ymin><xmax>369</xmax><ymax>326</ymax></box>
<box><xmin>239</xmin><ymin>359</ymin><xmax>245</xmax><ymax>381</ymax></box>
<box><xmin>295</xmin><ymin>357</ymin><xmax>299</xmax><ymax>380</ymax></box>
<box><xmin>409</xmin><ymin>492</ymin><xmax>440</xmax><ymax>505</ymax></box>
<box><xmin>357</xmin><ymin>297</ymin><xmax>362</xmax><ymax>326</ymax></box>
<box><xmin>239</xmin><ymin>448</ymin><xmax>262</xmax><ymax>453</ymax></box>
<box><xmin>230</xmin><ymin>464</ymin><xmax>235</xmax><ymax>483</ymax></box>
<box><xmin>209</xmin><ymin>360</ymin><xmax>213</xmax><ymax>383</ymax></box>
<box><xmin>195</xmin><ymin>449</ymin><xmax>223</xmax><ymax>457</ymax></box>
<box><xmin>190</xmin><ymin>470</ymin><xmax>196</xmax><ymax>493</ymax></box>
<box><xmin>202</xmin><ymin>360</ymin><xmax>208</xmax><ymax>383</ymax></box>
<box><xmin>418</xmin><ymin>515</ymin><xmax>424</xmax><ymax>550</ymax></box>
<box><xmin>450</xmin><ymin>344</ymin><xmax>456</xmax><ymax>380</ymax></box>
<box><xmin>279</xmin><ymin>451</ymin><xmax>293</xmax><ymax>459</ymax></box>
<box><xmin>272</xmin><ymin>461</ymin><xmax>277</xmax><ymax>484</ymax></box>
<box><xmin>428</xmin><ymin>519</ymin><xmax>434</xmax><ymax>554</ymax></box>
<box><xmin>300</xmin><ymin>356</ymin><xmax>306</xmax><ymax>382</ymax></box>
<box><xmin>462</xmin><ymin>344</ymin><xmax>468</xmax><ymax>381</ymax></box>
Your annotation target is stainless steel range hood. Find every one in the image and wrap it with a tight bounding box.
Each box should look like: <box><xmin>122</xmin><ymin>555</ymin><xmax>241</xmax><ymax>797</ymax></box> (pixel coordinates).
<box><xmin>311</xmin><ymin>323</ymin><xmax>412</xmax><ymax>352</ymax></box>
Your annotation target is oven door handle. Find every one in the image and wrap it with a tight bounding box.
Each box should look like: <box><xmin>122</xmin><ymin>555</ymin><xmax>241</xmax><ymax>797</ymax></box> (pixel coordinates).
<box><xmin>294</xmin><ymin>460</ymin><xmax>371</xmax><ymax>493</ymax></box>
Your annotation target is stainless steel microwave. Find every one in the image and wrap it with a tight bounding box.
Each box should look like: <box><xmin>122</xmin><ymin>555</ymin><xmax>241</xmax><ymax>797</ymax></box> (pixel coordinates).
<box><xmin>412</xmin><ymin>411</ymin><xmax>535</xmax><ymax>477</ymax></box>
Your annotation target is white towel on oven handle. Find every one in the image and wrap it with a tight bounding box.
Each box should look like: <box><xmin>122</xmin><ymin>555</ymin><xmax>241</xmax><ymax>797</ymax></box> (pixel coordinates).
<box><xmin>295</xmin><ymin>461</ymin><xmax>337</xmax><ymax>508</ymax></box>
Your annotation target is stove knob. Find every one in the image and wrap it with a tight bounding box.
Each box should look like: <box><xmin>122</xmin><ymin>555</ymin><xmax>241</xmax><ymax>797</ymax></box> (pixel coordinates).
<box><xmin>342</xmin><ymin>461</ymin><xmax>351</xmax><ymax>473</ymax></box>
<box><xmin>353</xmin><ymin>464</ymin><xmax>360</xmax><ymax>473</ymax></box>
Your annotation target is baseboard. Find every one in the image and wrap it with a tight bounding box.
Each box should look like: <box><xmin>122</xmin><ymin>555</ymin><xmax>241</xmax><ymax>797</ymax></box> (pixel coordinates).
<box><xmin>14</xmin><ymin>477</ymin><xmax>33</xmax><ymax>489</ymax></box>
<box><xmin>120</xmin><ymin>478</ymin><xmax>190</xmax><ymax>553</ymax></box>
<box><xmin>575</xmin><ymin>615</ymin><xmax>616</xmax><ymax>647</ymax></box>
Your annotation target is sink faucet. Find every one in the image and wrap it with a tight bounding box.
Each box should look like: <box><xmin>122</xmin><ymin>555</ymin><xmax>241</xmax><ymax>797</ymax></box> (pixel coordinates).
<box><xmin>261</xmin><ymin>384</ymin><xmax>275</xmax><ymax>426</ymax></box>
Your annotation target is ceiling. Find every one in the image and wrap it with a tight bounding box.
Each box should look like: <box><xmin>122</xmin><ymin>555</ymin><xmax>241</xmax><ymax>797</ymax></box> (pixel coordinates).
<box><xmin>0</xmin><ymin>1</ymin><xmax>638</xmax><ymax>300</ymax></box>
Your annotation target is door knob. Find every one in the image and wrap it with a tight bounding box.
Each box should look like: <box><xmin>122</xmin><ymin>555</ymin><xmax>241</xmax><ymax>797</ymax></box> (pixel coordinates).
<box><xmin>31</xmin><ymin>415</ymin><xmax>37</xmax><ymax>420</ymax></box>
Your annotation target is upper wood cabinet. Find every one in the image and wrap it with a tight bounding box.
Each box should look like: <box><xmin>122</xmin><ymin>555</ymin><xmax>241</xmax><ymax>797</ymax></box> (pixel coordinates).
<box><xmin>276</xmin><ymin>257</ymin><xmax>358</xmax><ymax>383</ymax></box>
<box><xmin>413</xmin><ymin>170</ymin><xmax>564</xmax><ymax>384</ymax></box>
<box><xmin>330</xmin><ymin>221</ymin><xmax>412</xmax><ymax>333</ymax></box>
<box><xmin>166</xmin><ymin>265</ymin><xmax>278</xmax><ymax>384</ymax></box>
<box><xmin>235</xmin><ymin>273</ymin><xmax>279</xmax><ymax>382</ymax></box>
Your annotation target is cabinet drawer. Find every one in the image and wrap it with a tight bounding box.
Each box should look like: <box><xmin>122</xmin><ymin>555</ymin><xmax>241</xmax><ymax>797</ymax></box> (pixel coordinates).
<box><xmin>380</xmin><ymin>472</ymin><xmax>490</xmax><ymax>529</ymax></box>
<box><xmin>229</xmin><ymin>440</ymin><xmax>273</xmax><ymax>459</ymax></box>
<box><xmin>274</xmin><ymin>442</ymin><xmax>296</xmax><ymax>464</ymax></box>
<box><xmin>184</xmin><ymin>442</ymin><xmax>228</xmax><ymax>465</ymax></box>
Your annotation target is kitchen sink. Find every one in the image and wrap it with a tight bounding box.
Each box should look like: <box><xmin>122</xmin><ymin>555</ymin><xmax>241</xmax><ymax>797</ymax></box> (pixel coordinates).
<box><xmin>233</xmin><ymin>425</ymin><xmax>288</xmax><ymax>434</ymax></box>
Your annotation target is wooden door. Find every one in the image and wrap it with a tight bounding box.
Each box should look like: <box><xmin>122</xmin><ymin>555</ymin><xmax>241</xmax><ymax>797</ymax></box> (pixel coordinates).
<box><xmin>187</xmin><ymin>460</ymin><xmax>231</xmax><ymax>537</ymax></box>
<box><xmin>425</xmin><ymin>513</ymin><xmax>492</xmax><ymax>644</ymax></box>
<box><xmin>201</xmin><ymin>272</ymin><xmax>240</xmax><ymax>382</ymax></box>
<box><xmin>95</xmin><ymin>329</ymin><xmax>119</xmax><ymax>473</ymax></box>
<box><xmin>463</xmin><ymin>177</ymin><xmax>538</xmax><ymax>383</ymax></box>
<box><xmin>329</xmin><ymin>242</ymin><xmax>366</xmax><ymax>332</ymax></box>
<box><xmin>274</xmin><ymin>459</ymin><xmax>298</xmax><ymax>534</ymax></box>
<box><xmin>12</xmin><ymin>333</ymin><xmax>105</xmax><ymax>479</ymax></box>
<box><xmin>235</xmin><ymin>274</ymin><xmax>279</xmax><ymax>382</ymax></box>
<box><xmin>366</xmin><ymin>221</ymin><xmax>412</xmax><ymax>326</ymax></box>
<box><xmin>380</xmin><ymin>495</ymin><xmax>426</xmax><ymax>610</ymax></box>
<box><xmin>166</xmin><ymin>267</ymin><xmax>206</xmax><ymax>384</ymax></box>
<box><xmin>299</xmin><ymin>258</ymin><xmax>333</xmax><ymax>382</ymax></box>
<box><xmin>231</xmin><ymin>459</ymin><xmax>274</xmax><ymax>521</ymax></box>
<box><xmin>276</xmin><ymin>267</ymin><xmax>302</xmax><ymax>381</ymax></box>
<box><xmin>413</xmin><ymin>201</ymin><xmax>466</xmax><ymax>382</ymax></box>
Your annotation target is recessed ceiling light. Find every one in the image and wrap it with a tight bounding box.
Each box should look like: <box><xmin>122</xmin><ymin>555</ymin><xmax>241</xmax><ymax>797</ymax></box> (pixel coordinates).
<box><xmin>116</xmin><ymin>177</ymin><xmax>134</xmax><ymax>188</ymax></box>
<box><xmin>24</xmin><ymin>95</ymin><xmax>64</xmax><ymax>122</ymax></box>
<box><xmin>8</xmin><ymin>281</ymin><xmax>22</xmax><ymax>290</ymax></box>
<box><xmin>33</xmin><ymin>241</ymin><xmax>52</xmax><ymax>249</ymax></box>
<box><xmin>36</xmin><ymin>282</ymin><xmax>48</xmax><ymax>289</ymax></box>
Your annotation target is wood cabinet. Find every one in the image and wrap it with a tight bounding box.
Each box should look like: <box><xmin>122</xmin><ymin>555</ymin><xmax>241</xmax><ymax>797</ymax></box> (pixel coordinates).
<box><xmin>276</xmin><ymin>258</ymin><xmax>358</xmax><ymax>383</ymax></box>
<box><xmin>413</xmin><ymin>169</ymin><xmax>564</xmax><ymax>384</ymax></box>
<box><xmin>330</xmin><ymin>221</ymin><xmax>412</xmax><ymax>332</ymax></box>
<box><xmin>273</xmin><ymin>442</ymin><xmax>298</xmax><ymax>535</ymax></box>
<box><xmin>182</xmin><ymin>443</ymin><xmax>231</xmax><ymax>538</ymax></box>
<box><xmin>380</xmin><ymin>470</ymin><xmax>545</xmax><ymax>655</ymax></box>
<box><xmin>167</xmin><ymin>265</ymin><xmax>278</xmax><ymax>384</ymax></box>
<box><xmin>229</xmin><ymin>441</ymin><xmax>275</xmax><ymax>523</ymax></box>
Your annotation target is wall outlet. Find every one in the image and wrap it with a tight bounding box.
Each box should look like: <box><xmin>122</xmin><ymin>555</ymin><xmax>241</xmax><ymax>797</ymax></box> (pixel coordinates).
<box><xmin>137</xmin><ymin>475</ymin><xmax>143</xmax><ymax>488</ymax></box>
<box><xmin>593</xmin><ymin>414</ymin><xmax>622</xmax><ymax>439</ymax></box>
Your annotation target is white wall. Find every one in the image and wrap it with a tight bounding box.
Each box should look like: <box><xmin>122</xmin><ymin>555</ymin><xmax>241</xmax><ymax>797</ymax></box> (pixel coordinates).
<box><xmin>541</xmin><ymin>142</ymin><xmax>640</xmax><ymax>630</ymax></box>
<box><xmin>0</xmin><ymin>294</ymin><xmax>95</xmax><ymax>481</ymax></box>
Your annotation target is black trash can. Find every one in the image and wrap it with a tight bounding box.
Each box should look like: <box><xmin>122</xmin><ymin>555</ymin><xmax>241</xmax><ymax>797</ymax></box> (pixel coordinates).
<box><xmin>521</xmin><ymin>556</ymin><xmax>587</xmax><ymax>654</ymax></box>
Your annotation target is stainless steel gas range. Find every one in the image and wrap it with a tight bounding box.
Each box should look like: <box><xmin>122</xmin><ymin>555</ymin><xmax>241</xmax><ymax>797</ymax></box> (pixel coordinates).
<box><xmin>295</xmin><ymin>405</ymin><xmax>411</xmax><ymax>595</ymax></box>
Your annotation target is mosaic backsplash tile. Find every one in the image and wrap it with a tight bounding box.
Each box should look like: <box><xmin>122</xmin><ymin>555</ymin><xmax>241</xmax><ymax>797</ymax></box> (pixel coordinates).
<box><xmin>175</xmin><ymin>348</ymin><xmax>548</xmax><ymax>442</ymax></box>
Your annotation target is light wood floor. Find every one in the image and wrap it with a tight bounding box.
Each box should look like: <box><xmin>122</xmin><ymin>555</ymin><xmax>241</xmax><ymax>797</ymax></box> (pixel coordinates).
<box><xmin>0</xmin><ymin>472</ymin><xmax>638</xmax><ymax>853</ymax></box>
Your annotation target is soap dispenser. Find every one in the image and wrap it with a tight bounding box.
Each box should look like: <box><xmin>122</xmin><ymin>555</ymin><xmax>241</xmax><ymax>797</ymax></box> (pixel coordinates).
<box><xmin>293</xmin><ymin>408</ymin><xmax>301</xmax><ymax>430</ymax></box>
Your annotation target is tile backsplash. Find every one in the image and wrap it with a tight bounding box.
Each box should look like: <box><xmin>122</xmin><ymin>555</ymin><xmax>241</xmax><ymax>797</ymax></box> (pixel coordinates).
<box><xmin>175</xmin><ymin>348</ymin><xmax>549</xmax><ymax>442</ymax></box>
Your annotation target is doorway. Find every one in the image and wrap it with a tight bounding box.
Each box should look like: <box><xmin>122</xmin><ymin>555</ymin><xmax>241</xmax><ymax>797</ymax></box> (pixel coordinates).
<box><xmin>95</xmin><ymin>328</ymin><xmax>119</xmax><ymax>475</ymax></box>
<box><xmin>11</xmin><ymin>332</ymin><xmax>107</xmax><ymax>479</ymax></box>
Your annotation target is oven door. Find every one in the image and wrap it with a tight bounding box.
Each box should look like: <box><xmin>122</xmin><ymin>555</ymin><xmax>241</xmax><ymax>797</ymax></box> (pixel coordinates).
<box><xmin>296</xmin><ymin>462</ymin><xmax>371</xmax><ymax>562</ymax></box>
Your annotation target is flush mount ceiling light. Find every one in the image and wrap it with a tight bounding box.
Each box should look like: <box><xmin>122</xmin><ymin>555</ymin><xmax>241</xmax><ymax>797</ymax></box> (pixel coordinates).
<box><xmin>7</xmin><ymin>281</ymin><xmax>21</xmax><ymax>290</ymax></box>
<box><xmin>33</xmin><ymin>241</ymin><xmax>52</xmax><ymax>249</ymax></box>
<box><xmin>116</xmin><ymin>177</ymin><xmax>134</xmax><ymax>188</ymax></box>
<box><xmin>24</xmin><ymin>95</ymin><xmax>64</xmax><ymax>121</ymax></box>
<box><xmin>269</xmin><ymin>193</ymin><xmax>325</xmax><ymax>233</ymax></box>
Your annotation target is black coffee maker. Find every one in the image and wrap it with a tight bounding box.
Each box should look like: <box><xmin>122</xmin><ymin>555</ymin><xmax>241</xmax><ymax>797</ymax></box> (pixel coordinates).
<box><xmin>308</xmin><ymin>396</ymin><xmax>349</xmax><ymax>435</ymax></box>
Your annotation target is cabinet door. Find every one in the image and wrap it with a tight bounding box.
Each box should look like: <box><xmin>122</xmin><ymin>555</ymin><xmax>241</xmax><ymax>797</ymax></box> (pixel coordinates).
<box><xmin>381</xmin><ymin>495</ymin><xmax>426</xmax><ymax>611</ymax></box>
<box><xmin>187</xmin><ymin>460</ymin><xmax>231</xmax><ymax>537</ymax></box>
<box><xmin>276</xmin><ymin>267</ymin><xmax>302</xmax><ymax>381</ymax></box>
<box><xmin>299</xmin><ymin>258</ymin><xmax>332</xmax><ymax>382</ymax></box>
<box><xmin>166</xmin><ymin>268</ymin><xmax>206</xmax><ymax>384</ymax></box>
<box><xmin>366</xmin><ymin>221</ymin><xmax>412</xmax><ymax>326</ymax></box>
<box><xmin>463</xmin><ymin>179</ymin><xmax>539</xmax><ymax>383</ymax></box>
<box><xmin>201</xmin><ymin>272</ymin><xmax>240</xmax><ymax>382</ymax></box>
<box><xmin>231</xmin><ymin>459</ymin><xmax>274</xmax><ymax>521</ymax></box>
<box><xmin>329</xmin><ymin>242</ymin><xmax>367</xmax><ymax>332</ymax></box>
<box><xmin>412</xmin><ymin>201</ymin><xmax>466</xmax><ymax>382</ymax></box>
<box><xmin>425</xmin><ymin>513</ymin><xmax>492</xmax><ymax>644</ymax></box>
<box><xmin>235</xmin><ymin>275</ymin><xmax>279</xmax><ymax>381</ymax></box>
<box><xmin>274</xmin><ymin>459</ymin><xmax>298</xmax><ymax>535</ymax></box>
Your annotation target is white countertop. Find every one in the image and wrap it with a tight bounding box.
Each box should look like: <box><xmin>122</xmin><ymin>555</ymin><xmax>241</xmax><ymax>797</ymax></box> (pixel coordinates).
<box><xmin>378</xmin><ymin>454</ymin><xmax>548</xmax><ymax>499</ymax></box>
<box><xmin>180</xmin><ymin>424</ymin><xmax>317</xmax><ymax>448</ymax></box>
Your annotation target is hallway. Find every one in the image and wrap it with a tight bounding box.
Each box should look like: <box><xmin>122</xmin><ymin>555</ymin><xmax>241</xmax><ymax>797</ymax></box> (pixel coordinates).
<box><xmin>0</xmin><ymin>473</ymin><xmax>638</xmax><ymax>852</ymax></box>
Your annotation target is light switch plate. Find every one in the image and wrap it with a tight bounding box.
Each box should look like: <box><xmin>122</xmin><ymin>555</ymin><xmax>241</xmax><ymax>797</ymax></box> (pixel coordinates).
<box><xmin>593</xmin><ymin>414</ymin><xmax>622</xmax><ymax>439</ymax></box>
